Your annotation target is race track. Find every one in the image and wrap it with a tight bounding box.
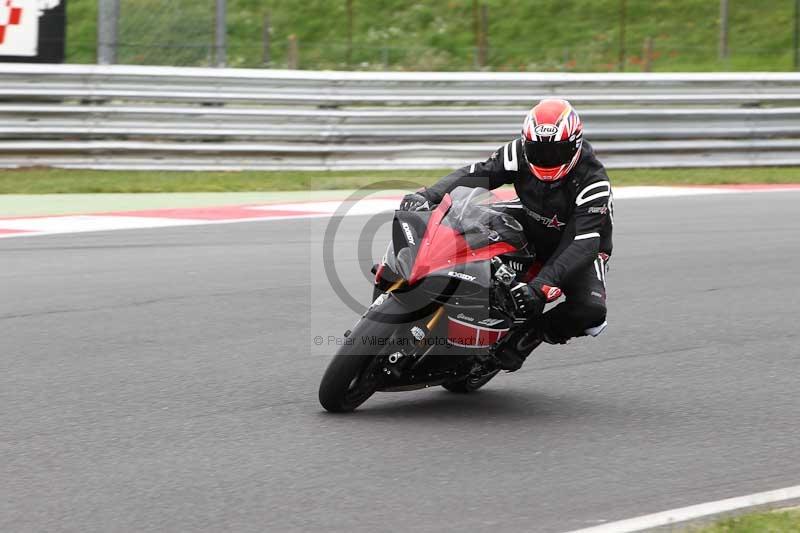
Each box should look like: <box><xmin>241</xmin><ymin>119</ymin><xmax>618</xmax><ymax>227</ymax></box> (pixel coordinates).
<box><xmin>2</xmin><ymin>191</ymin><xmax>800</xmax><ymax>532</ymax></box>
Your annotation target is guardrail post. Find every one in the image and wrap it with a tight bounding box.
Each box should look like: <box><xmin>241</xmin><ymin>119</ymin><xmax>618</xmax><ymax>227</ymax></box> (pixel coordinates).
<box><xmin>288</xmin><ymin>34</ymin><xmax>299</xmax><ymax>69</ymax></box>
<box><xmin>719</xmin><ymin>0</ymin><xmax>729</xmax><ymax>60</ymax></box>
<box><xmin>642</xmin><ymin>37</ymin><xmax>653</xmax><ymax>72</ymax></box>
<box><xmin>97</xmin><ymin>0</ymin><xmax>120</xmax><ymax>65</ymax></box>
<box><xmin>346</xmin><ymin>0</ymin><xmax>354</xmax><ymax>68</ymax></box>
<box><xmin>795</xmin><ymin>0</ymin><xmax>800</xmax><ymax>70</ymax></box>
<box><xmin>476</xmin><ymin>4</ymin><xmax>489</xmax><ymax>68</ymax></box>
<box><xmin>262</xmin><ymin>12</ymin><xmax>271</xmax><ymax>67</ymax></box>
<box><xmin>215</xmin><ymin>0</ymin><xmax>227</xmax><ymax>67</ymax></box>
<box><xmin>618</xmin><ymin>0</ymin><xmax>627</xmax><ymax>71</ymax></box>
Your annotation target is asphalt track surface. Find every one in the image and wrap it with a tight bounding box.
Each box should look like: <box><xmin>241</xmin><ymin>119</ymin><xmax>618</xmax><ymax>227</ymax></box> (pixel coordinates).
<box><xmin>2</xmin><ymin>191</ymin><xmax>799</xmax><ymax>533</ymax></box>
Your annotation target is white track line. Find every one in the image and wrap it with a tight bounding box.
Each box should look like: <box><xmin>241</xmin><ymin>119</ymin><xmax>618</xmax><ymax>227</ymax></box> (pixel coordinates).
<box><xmin>2</xmin><ymin>187</ymin><xmax>800</xmax><ymax>239</ymax></box>
<box><xmin>564</xmin><ymin>484</ymin><xmax>800</xmax><ymax>533</ymax></box>
<box><xmin>0</xmin><ymin>215</ymin><xmax>202</xmax><ymax>233</ymax></box>
<box><xmin>0</xmin><ymin>212</ymin><xmax>335</xmax><ymax>239</ymax></box>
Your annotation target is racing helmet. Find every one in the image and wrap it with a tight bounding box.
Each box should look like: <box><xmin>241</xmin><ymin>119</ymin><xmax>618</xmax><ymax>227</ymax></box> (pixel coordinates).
<box><xmin>521</xmin><ymin>99</ymin><xmax>583</xmax><ymax>182</ymax></box>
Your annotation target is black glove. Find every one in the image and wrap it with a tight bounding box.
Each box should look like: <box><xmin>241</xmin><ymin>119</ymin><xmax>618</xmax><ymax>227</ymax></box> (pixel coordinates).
<box><xmin>510</xmin><ymin>280</ymin><xmax>562</xmax><ymax>318</ymax></box>
<box><xmin>399</xmin><ymin>191</ymin><xmax>432</xmax><ymax>211</ymax></box>
<box><xmin>510</xmin><ymin>283</ymin><xmax>545</xmax><ymax>318</ymax></box>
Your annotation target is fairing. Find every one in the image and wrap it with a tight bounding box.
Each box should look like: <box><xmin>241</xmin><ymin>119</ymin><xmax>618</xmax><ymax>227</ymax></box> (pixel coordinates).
<box><xmin>387</xmin><ymin>187</ymin><xmax>527</xmax><ymax>285</ymax></box>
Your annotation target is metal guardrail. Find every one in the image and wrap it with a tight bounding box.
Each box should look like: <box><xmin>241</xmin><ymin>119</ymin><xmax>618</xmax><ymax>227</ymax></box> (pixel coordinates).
<box><xmin>1</xmin><ymin>63</ymin><xmax>800</xmax><ymax>170</ymax></box>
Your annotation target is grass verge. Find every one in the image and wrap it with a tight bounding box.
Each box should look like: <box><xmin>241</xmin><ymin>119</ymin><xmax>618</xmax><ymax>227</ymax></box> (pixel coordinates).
<box><xmin>66</xmin><ymin>0</ymin><xmax>797</xmax><ymax>72</ymax></box>
<box><xmin>689</xmin><ymin>508</ymin><xmax>800</xmax><ymax>532</ymax></box>
<box><xmin>1</xmin><ymin>167</ymin><xmax>800</xmax><ymax>194</ymax></box>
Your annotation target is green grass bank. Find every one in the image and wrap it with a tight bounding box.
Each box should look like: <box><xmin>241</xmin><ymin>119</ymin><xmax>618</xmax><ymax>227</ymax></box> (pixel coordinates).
<box><xmin>2</xmin><ymin>167</ymin><xmax>800</xmax><ymax>194</ymax></box>
<box><xmin>66</xmin><ymin>0</ymin><xmax>799</xmax><ymax>72</ymax></box>
<box><xmin>690</xmin><ymin>507</ymin><xmax>800</xmax><ymax>532</ymax></box>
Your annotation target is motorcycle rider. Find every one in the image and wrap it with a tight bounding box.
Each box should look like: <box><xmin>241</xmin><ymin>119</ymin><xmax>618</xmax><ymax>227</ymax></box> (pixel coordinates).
<box><xmin>399</xmin><ymin>99</ymin><xmax>612</xmax><ymax>370</ymax></box>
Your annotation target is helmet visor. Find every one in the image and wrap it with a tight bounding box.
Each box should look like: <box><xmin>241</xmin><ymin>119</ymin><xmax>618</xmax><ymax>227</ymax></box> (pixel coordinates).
<box><xmin>523</xmin><ymin>138</ymin><xmax>580</xmax><ymax>168</ymax></box>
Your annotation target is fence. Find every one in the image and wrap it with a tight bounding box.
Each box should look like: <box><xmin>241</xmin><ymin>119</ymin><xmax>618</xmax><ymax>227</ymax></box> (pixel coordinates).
<box><xmin>75</xmin><ymin>1</ymin><xmax>800</xmax><ymax>72</ymax></box>
<box><xmin>1</xmin><ymin>63</ymin><xmax>800</xmax><ymax>170</ymax></box>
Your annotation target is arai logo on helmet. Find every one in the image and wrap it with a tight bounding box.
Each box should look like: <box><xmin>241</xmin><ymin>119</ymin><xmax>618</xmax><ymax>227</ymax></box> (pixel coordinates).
<box><xmin>534</xmin><ymin>123</ymin><xmax>559</xmax><ymax>136</ymax></box>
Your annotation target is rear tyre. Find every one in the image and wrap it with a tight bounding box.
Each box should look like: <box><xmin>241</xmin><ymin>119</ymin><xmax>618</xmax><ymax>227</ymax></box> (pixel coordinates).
<box><xmin>442</xmin><ymin>370</ymin><xmax>500</xmax><ymax>393</ymax></box>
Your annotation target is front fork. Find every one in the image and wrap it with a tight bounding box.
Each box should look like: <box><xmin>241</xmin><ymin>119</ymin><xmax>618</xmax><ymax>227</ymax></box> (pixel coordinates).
<box><xmin>384</xmin><ymin>304</ymin><xmax>446</xmax><ymax>377</ymax></box>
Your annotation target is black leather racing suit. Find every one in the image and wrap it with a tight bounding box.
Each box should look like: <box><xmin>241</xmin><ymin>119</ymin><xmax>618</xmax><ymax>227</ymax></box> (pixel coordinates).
<box><xmin>423</xmin><ymin>139</ymin><xmax>613</xmax><ymax>342</ymax></box>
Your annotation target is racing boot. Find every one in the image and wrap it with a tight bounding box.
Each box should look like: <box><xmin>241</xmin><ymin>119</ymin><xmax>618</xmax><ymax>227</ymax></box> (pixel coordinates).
<box><xmin>490</xmin><ymin>328</ymin><xmax>543</xmax><ymax>372</ymax></box>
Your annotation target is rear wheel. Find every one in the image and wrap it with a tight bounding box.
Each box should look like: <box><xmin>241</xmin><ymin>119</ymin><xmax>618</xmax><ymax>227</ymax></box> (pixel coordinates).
<box><xmin>442</xmin><ymin>370</ymin><xmax>500</xmax><ymax>393</ymax></box>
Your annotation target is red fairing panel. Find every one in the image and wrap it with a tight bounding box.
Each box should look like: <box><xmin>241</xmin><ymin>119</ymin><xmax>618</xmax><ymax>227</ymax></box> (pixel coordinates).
<box><xmin>408</xmin><ymin>195</ymin><xmax>517</xmax><ymax>284</ymax></box>
<box><xmin>446</xmin><ymin>317</ymin><xmax>508</xmax><ymax>348</ymax></box>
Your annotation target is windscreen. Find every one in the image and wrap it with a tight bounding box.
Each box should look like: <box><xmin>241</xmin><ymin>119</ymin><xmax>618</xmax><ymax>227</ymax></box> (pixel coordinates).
<box><xmin>441</xmin><ymin>187</ymin><xmax>526</xmax><ymax>251</ymax></box>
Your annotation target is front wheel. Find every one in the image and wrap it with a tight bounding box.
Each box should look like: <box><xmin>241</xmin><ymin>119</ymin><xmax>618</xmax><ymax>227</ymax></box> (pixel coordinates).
<box><xmin>442</xmin><ymin>369</ymin><xmax>500</xmax><ymax>393</ymax></box>
<box><xmin>318</xmin><ymin>345</ymin><xmax>382</xmax><ymax>413</ymax></box>
<box><xmin>318</xmin><ymin>295</ymin><xmax>411</xmax><ymax>412</ymax></box>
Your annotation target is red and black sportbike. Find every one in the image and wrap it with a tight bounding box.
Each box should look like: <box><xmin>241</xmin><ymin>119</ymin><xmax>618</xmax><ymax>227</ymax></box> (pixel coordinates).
<box><xmin>318</xmin><ymin>187</ymin><xmax>560</xmax><ymax>412</ymax></box>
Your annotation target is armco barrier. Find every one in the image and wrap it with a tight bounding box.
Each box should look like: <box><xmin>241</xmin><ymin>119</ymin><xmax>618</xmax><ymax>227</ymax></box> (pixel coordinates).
<box><xmin>1</xmin><ymin>64</ymin><xmax>799</xmax><ymax>170</ymax></box>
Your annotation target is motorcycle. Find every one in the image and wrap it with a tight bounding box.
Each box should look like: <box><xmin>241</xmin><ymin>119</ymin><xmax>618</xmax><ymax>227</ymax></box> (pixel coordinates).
<box><xmin>318</xmin><ymin>187</ymin><xmax>560</xmax><ymax>412</ymax></box>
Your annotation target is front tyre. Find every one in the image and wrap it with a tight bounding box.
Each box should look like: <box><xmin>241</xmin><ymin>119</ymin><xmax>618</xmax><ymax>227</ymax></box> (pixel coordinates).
<box><xmin>318</xmin><ymin>295</ymin><xmax>411</xmax><ymax>413</ymax></box>
<box><xmin>318</xmin><ymin>344</ymin><xmax>382</xmax><ymax>413</ymax></box>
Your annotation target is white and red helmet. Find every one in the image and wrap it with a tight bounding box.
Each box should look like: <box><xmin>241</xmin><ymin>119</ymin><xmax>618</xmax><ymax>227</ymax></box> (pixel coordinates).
<box><xmin>521</xmin><ymin>99</ymin><xmax>583</xmax><ymax>182</ymax></box>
